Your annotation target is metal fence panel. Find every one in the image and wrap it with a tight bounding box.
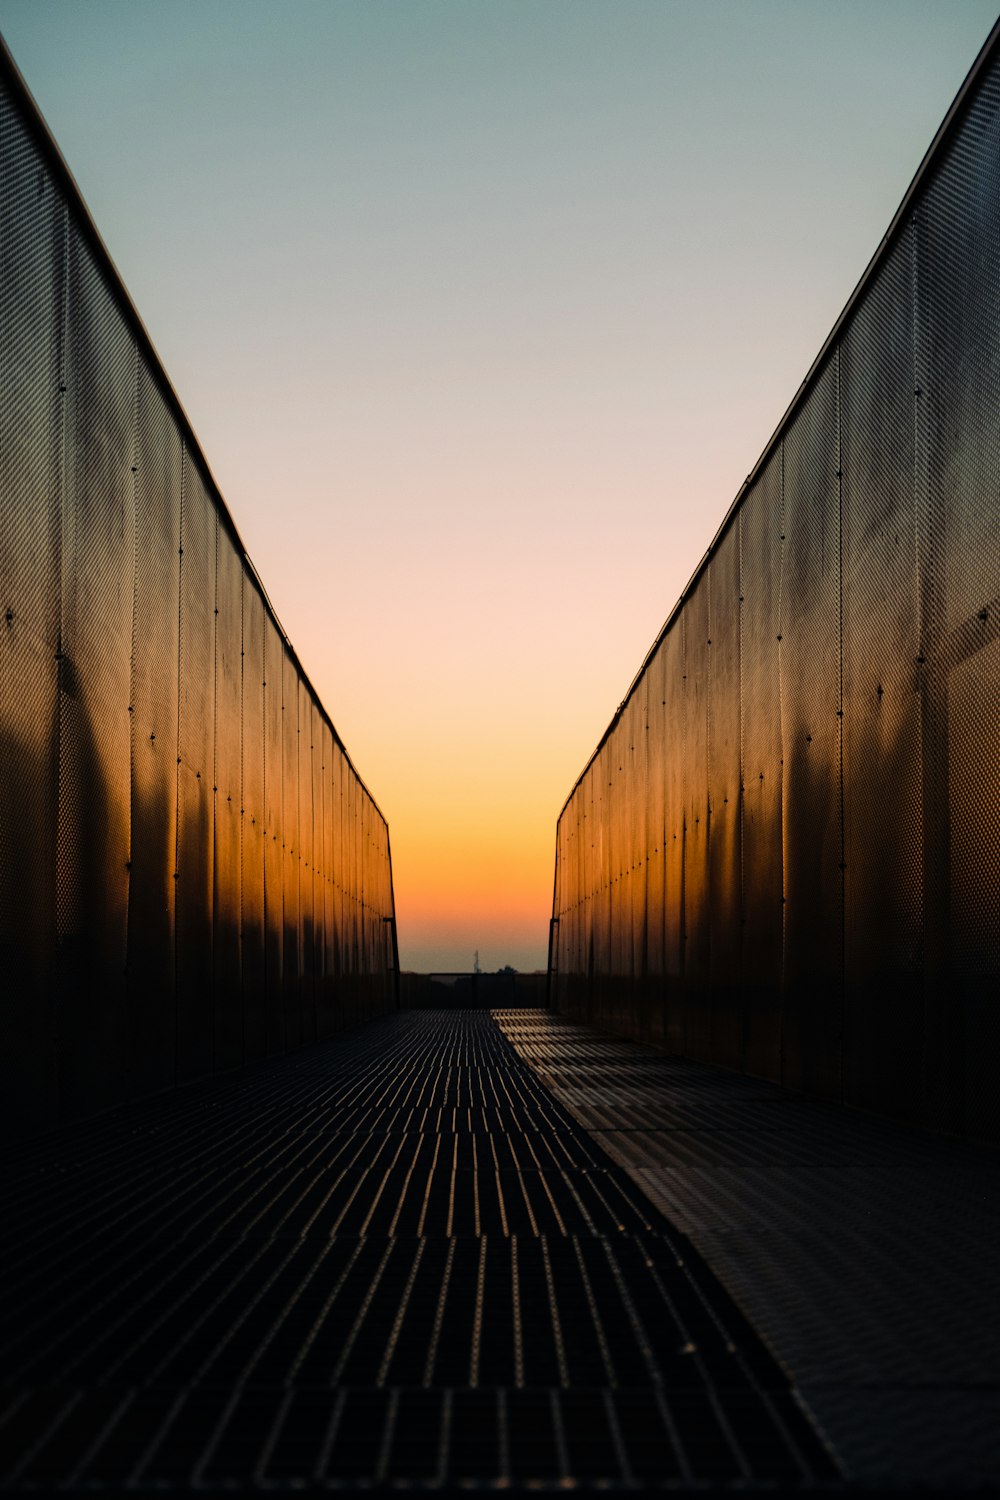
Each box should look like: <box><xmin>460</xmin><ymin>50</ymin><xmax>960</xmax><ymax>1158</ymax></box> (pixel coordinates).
<box><xmin>661</xmin><ymin>623</ymin><xmax>686</xmax><ymax>1053</ymax></box>
<box><xmin>596</xmin><ymin>741</ymin><xmax>614</xmax><ymax>1023</ymax></box>
<box><xmin>319</xmin><ymin>718</ymin><xmax>336</xmax><ymax>1034</ymax></box>
<box><xmin>297</xmin><ymin>681</ymin><xmax>315</xmax><ymax>1044</ymax></box>
<box><xmin>281</xmin><ymin>646</ymin><xmax>301</xmax><ymax>1047</ymax></box>
<box><xmin>330</xmin><ymin>739</ymin><xmax>343</xmax><ymax>1005</ymax></box>
<box><xmin>683</xmin><ymin>576</ymin><xmax>711</xmax><ymax>1062</ymax></box>
<box><xmin>262</xmin><ymin>611</ymin><xmax>284</xmax><ymax>1054</ymax></box>
<box><xmin>58</xmin><ymin>227</ymin><xmax>135</xmax><ymax>1117</ymax></box>
<box><xmin>779</xmin><ymin>358</ymin><xmax>842</xmax><ymax>1099</ymax></box>
<box><xmin>918</xmin><ymin>51</ymin><xmax>1000</xmax><ymax>1137</ymax></box>
<box><xmin>309</xmin><ymin>697</ymin><xmax>325</xmax><ymax>1036</ymax></box>
<box><xmin>840</xmin><ymin>232</ymin><xmax>922</xmax><ymax>1121</ymax></box>
<box><xmin>632</xmin><ymin>683</ymin><xmax>652</xmax><ymax>1041</ymax></box>
<box><xmin>0</xmin><ymin>82</ymin><xmax>63</xmax><ymax>1131</ymax></box>
<box><xmin>213</xmin><ymin>525</ymin><xmax>243</xmax><ymax>1070</ymax></box>
<box><xmin>644</xmin><ymin>644</ymin><xmax>667</xmax><ymax>1046</ymax></box>
<box><xmin>241</xmin><ymin>571</ymin><xmax>266</xmax><ymax>1061</ymax></box>
<box><xmin>175</xmin><ymin>456</ymin><xmax>215</xmax><ymax>1081</ymax></box>
<box><xmin>347</xmin><ymin>772</ymin><xmax>359</xmax><ymax>1016</ymax></box>
<box><xmin>738</xmin><ymin>450</ymin><xmax>784</xmax><ymax>1080</ymax></box>
<box><xmin>707</xmin><ymin>525</ymin><xmax>742</xmax><ymax>1068</ymax></box>
<box><xmin>127</xmin><ymin>362</ymin><xmax>181</xmax><ymax>1097</ymax></box>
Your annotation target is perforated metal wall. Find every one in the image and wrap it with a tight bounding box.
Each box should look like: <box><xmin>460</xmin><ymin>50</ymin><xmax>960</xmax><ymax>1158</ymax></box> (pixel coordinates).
<box><xmin>552</xmin><ymin>25</ymin><xmax>1000</xmax><ymax>1141</ymax></box>
<box><xmin>0</xmin><ymin>48</ymin><xmax>396</xmax><ymax>1134</ymax></box>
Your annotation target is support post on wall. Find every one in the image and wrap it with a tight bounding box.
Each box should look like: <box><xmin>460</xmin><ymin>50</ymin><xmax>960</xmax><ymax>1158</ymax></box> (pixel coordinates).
<box><xmin>546</xmin><ymin>917</ymin><xmax>559</xmax><ymax>1011</ymax></box>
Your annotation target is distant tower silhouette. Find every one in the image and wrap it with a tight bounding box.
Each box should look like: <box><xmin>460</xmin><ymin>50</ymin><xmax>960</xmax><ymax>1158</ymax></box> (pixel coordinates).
<box><xmin>473</xmin><ymin>950</ymin><xmax>481</xmax><ymax>974</ymax></box>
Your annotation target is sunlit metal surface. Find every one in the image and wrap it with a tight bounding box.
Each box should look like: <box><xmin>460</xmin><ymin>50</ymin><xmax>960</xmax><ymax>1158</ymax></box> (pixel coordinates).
<box><xmin>0</xmin><ymin>42</ymin><xmax>397</xmax><ymax>1135</ymax></box>
<box><xmin>550</xmin><ymin>22</ymin><xmax>1000</xmax><ymax>1140</ymax></box>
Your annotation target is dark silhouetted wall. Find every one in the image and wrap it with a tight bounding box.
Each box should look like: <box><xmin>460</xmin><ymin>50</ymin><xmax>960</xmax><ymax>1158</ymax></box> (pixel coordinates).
<box><xmin>0</xmin><ymin>51</ymin><xmax>397</xmax><ymax>1137</ymax></box>
<box><xmin>550</xmin><ymin>30</ymin><xmax>1000</xmax><ymax>1142</ymax></box>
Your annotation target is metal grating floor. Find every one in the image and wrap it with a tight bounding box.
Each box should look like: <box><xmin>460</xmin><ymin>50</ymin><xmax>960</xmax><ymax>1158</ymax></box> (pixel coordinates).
<box><xmin>0</xmin><ymin>1011</ymin><xmax>839</xmax><ymax>1492</ymax></box>
<box><xmin>496</xmin><ymin>1009</ymin><xmax>1000</xmax><ymax>1489</ymax></box>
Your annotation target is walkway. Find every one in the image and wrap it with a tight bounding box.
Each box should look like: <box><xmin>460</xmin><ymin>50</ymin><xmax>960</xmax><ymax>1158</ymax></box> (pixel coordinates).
<box><xmin>0</xmin><ymin>1011</ymin><xmax>835</xmax><ymax>1492</ymax></box>
<box><xmin>497</xmin><ymin>1010</ymin><xmax>1000</xmax><ymax>1488</ymax></box>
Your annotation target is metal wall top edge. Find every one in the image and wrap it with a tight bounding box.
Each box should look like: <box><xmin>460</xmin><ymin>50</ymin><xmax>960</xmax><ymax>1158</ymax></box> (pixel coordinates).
<box><xmin>554</xmin><ymin>11</ymin><xmax>1000</xmax><ymax>830</ymax></box>
<box><xmin>0</xmin><ymin>30</ymin><xmax>390</xmax><ymax>834</ymax></box>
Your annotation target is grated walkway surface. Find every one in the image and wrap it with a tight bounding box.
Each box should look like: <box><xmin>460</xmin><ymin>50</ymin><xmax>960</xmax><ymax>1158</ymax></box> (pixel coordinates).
<box><xmin>496</xmin><ymin>1009</ymin><xmax>1000</xmax><ymax>1488</ymax></box>
<box><xmin>0</xmin><ymin>1011</ymin><xmax>838</xmax><ymax>1492</ymax></box>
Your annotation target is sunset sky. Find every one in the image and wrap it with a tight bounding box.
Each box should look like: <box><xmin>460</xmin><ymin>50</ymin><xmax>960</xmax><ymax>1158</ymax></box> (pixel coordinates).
<box><xmin>0</xmin><ymin>0</ymin><xmax>994</xmax><ymax>971</ymax></box>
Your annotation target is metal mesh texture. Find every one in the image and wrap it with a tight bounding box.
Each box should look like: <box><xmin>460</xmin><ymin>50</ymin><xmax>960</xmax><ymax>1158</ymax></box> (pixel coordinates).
<box><xmin>551</xmin><ymin>32</ymin><xmax>1000</xmax><ymax>1142</ymax></box>
<box><xmin>0</xmin><ymin>57</ymin><xmax>396</xmax><ymax>1136</ymax></box>
<box><xmin>0</xmin><ymin>1010</ymin><xmax>839</xmax><ymax>1492</ymax></box>
<box><xmin>0</xmin><ymin>81</ymin><xmax>63</xmax><ymax>1133</ymax></box>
